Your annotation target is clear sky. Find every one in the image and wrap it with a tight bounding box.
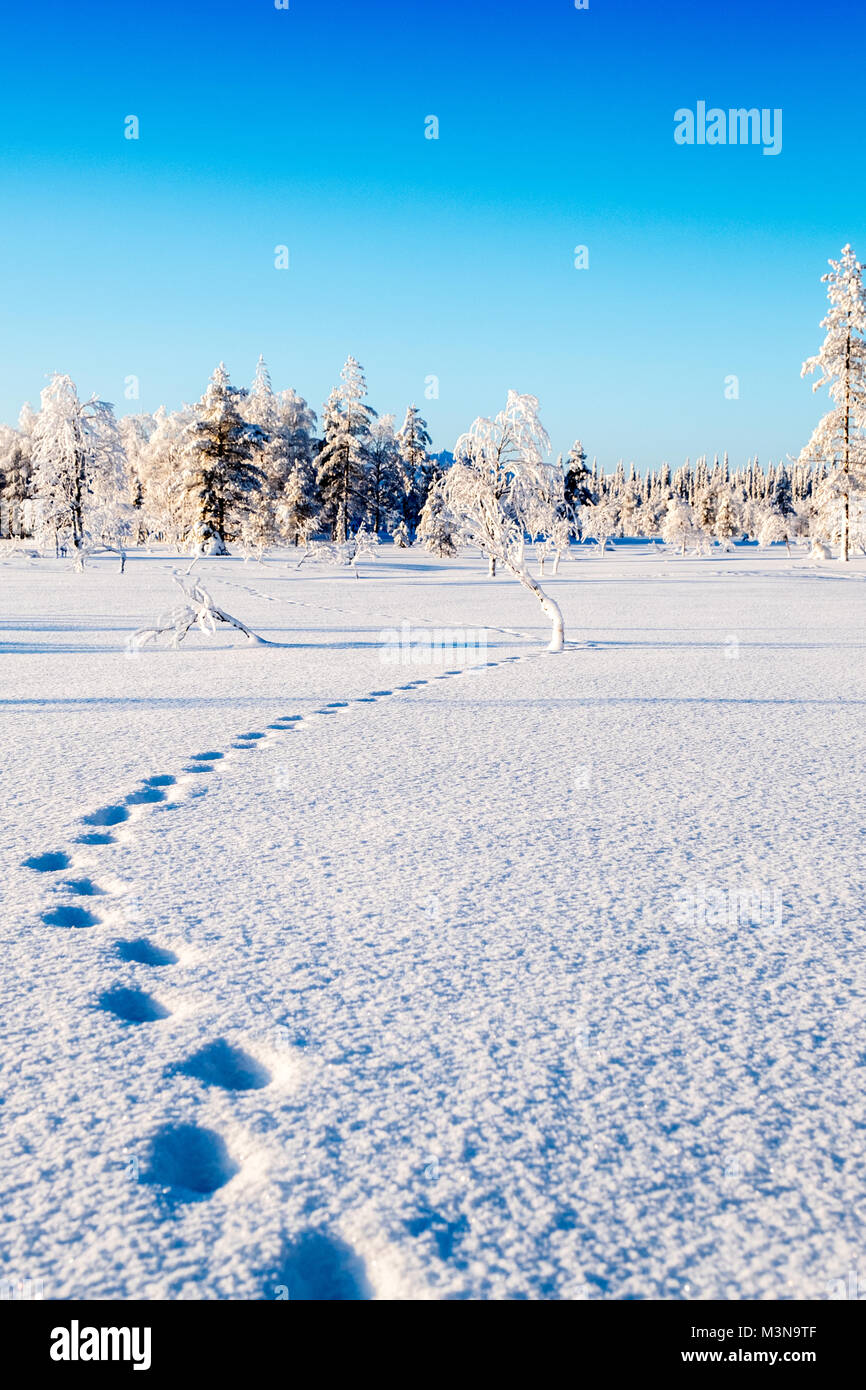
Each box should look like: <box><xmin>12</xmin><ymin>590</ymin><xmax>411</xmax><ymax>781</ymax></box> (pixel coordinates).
<box><xmin>0</xmin><ymin>0</ymin><xmax>863</xmax><ymax>470</ymax></box>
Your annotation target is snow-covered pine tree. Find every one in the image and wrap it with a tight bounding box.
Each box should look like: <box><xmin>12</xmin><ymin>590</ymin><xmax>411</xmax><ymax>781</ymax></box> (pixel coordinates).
<box><xmin>800</xmin><ymin>244</ymin><xmax>866</xmax><ymax>561</ymax></box>
<box><xmin>316</xmin><ymin>357</ymin><xmax>376</xmax><ymax>542</ymax></box>
<box><xmin>180</xmin><ymin>364</ymin><xmax>266</xmax><ymax>554</ymax></box>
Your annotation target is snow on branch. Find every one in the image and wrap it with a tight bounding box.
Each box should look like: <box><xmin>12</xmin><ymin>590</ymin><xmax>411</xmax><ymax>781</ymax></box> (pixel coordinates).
<box><xmin>128</xmin><ymin>573</ymin><xmax>271</xmax><ymax>650</ymax></box>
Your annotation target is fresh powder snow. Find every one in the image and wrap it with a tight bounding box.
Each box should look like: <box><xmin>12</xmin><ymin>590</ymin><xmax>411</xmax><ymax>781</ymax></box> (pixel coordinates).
<box><xmin>2</xmin><ymin>542</ymin><xmax>864</xmax><ymax>1300</ymax></box>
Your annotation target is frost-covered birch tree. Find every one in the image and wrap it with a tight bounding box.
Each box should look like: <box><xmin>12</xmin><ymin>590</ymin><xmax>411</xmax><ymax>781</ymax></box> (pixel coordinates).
<box><xmin>800</xmin><ymin>245</ymin><xmax>866</xmax><ymax>562</ymax></box>
<box><xmin>443</xmin><ymin>391</ymin><xmax>565</xmax><ymax>651</ymax></box>
<box><xmin>31</xmin><ymin>374</ymin><xmax>128</xmax><ymax>555</ymax></box>
<box><xmin>0</xmin><ymin>421</ymin><xmax>32</xmax><ymax>538</ymax></box>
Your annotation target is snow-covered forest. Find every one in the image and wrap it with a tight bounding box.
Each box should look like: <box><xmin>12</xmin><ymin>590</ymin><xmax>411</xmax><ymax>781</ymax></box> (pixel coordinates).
<box><xmin>2</xmin><ymin>246</ymin><xmax>865</xmax><ymax>567</ymax></box>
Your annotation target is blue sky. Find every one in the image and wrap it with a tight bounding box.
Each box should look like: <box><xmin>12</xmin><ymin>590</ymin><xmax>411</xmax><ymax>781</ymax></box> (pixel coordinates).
<box><xmin>0</xmin><ymin>0</ymin><xmax>863</xmax><ymax>469</ymax></box>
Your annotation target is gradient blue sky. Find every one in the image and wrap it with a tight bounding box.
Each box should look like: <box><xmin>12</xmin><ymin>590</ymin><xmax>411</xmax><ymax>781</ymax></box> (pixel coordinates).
<box><xmin>0</xmin><ymin>0</ymin><xmax>863</xmax><ymax>469</ymax></box>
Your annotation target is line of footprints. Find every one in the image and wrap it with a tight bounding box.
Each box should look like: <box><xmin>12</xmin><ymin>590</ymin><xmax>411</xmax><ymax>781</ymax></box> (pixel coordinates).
<box><xmin>22</xmin><ymin>653</ymin><xmax>540</xmax><ymax>1202</ymax></box>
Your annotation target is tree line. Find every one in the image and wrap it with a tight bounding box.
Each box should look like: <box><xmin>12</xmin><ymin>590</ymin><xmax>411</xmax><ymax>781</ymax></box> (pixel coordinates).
<box><xmin>1</xmin><ymin>245</ymin><xmax>864</xmax><ymax>563</ymax></box>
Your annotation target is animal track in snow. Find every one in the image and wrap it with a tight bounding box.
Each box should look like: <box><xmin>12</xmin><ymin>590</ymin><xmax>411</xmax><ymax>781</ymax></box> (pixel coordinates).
<box><xmin>265</xmin><ymin>1230</ymin><xmax>371</xmax><ymax>1300</ymax></box>
<box><xmin>43</xmin><ymin>904</ymin><xmax>101</xmax><ymax>929</ymax></box>
<box><xmin>125</xmin><ymin>786</ymin><xmax>167</xmax><ymax>806</ymax></box>
<box><xmin>143</xmin><ymin>1122</ymin><xmax>239</xmax><ymax>1199</ymax></box>
<box><xmin>60</xmin><ymin>877</ymin><xmax>105</xmax><ymax>897</ymax></box>
<box><xmin>82</xmin><ymin>803</ymin><xmax>130</xmax><ymax>828</ymax></box>
<box><xmin>23</xmin><ymin>851</ymin><xmax>70</xmax><ymax>872</ymax></box>
<box><xmin>116</xmin><ymin>938</ymin><xmax>179</xmax><ymax>967</ymax></box>
<box><xmin>98</xmin><ymin>987</ymin><xmax>171</xmax><ymax>1025</ymax></box>
<box><xmin>173</xmin><ymin>1039</ymin><xmax>271</xmax><ymax>1092</ymax></box>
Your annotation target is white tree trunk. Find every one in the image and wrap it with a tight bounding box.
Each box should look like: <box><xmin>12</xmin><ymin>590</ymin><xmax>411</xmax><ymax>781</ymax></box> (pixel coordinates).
<box><xmin>507</xmin><ymin>560</ymin><xmax>565</xmax><ymax>652</ymax></box>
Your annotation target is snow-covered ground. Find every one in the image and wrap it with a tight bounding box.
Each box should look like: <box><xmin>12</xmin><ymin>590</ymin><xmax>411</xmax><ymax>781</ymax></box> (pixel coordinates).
<box><xmin>1</xmin><ymin>542</ymin><xmax>864</xmax><ymax>1301</ymax></box>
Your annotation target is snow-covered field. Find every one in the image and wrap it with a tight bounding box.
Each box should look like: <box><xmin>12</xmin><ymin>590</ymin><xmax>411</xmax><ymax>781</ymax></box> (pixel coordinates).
<box><xmin>1</xmin><ymin>543</ymin><xmax>864</xmax><ymax>1301</ymax></box>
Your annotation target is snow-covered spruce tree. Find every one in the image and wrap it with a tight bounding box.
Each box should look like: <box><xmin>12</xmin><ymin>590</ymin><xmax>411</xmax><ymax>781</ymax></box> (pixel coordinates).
<box><xmin>800</xmin><ymin>245</ymin><xmax>866</xmax><ymax>561</ymax></box>
<box><xmin>30</xmin><ymin>374</ymin><xmax>127</xmax><ymax>555</ymax></box>
<box><xmin>391</xmin><ymin>518</ymin><xmax>411</xmax><ymax>548</ymax></box>
<box><xmin>443</xmin><ymin>391</ymin><xmax>565</xmax><ymax>651</ymax></box>
<box><xmin>714</xmin><ymin>491</ymin><xmax>740</xmax><ymax>549</ymax></box>
<box><xmin>277</xmin><ymin>387</ymin><xmax>319</xmax><ymax>516</ymax></box>
<box><xmin>395</xmin><ymin>403</ymin><xmax>433</xmax><ymax>534</ymax></box>
<box><xmin>316</xmin><ymin>357</ymin><xmax>376</xmax><ymax>542</ymax></box>
<box><xmin>563</xmin><ymin>439</ymin><xmax>593</xmax><ymax>526</ymax></box>
<box><xmin>242</xmin><ymin>357</ymin><xmax>320</xmax><ymax>543</ymax></box>
<box><xmin>180</xmin><ymin>364</ymin><xmax>266</xmax><ymax>555</ymax></box>
<box><xmin>693</xmin><ymin>486</ymin><xmax>716</xmax><ymax>536</ymax></box>
<box><xmin>417</xmin><ymin>476</ymin><xmax>458</xmax><ymax>556</ymax></box>
<box><xmin>240</xmin><ymin>355</ymin><xmax>283</xmax><ymax>542</ymax></box>
<box><xmin>367</xmin><ymin>413</ymin><xmax>402</xmax><ymax>534</ymax></box>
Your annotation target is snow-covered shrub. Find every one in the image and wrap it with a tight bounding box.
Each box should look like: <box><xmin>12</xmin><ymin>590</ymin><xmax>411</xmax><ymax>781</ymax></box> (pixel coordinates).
<box><xmin>661</xmin><ymin>497</ymin><xmax>698</xmax><ymax>555</ymax></box>
<box><xmin>417</xmin><ymin>483</ymin><xmax>458</xmax><ymax>556</ymax></box>
<box><xmin>129</xmin><ymin>574</ymin><xmax>268</xmax><ymax>649</ymax></box>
